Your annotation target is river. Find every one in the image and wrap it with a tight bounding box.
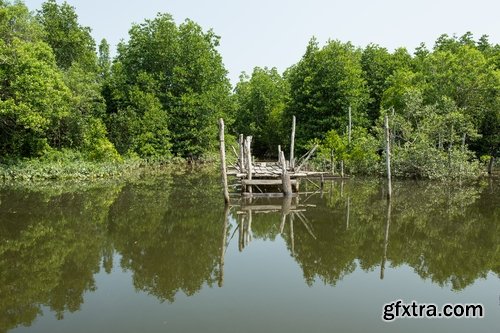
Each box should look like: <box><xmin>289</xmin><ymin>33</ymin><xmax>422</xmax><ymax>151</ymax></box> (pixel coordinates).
<box><xmin>1</xmin><ymin>171</ymin><xmax>498</xmax><ymax>332</ymax></box>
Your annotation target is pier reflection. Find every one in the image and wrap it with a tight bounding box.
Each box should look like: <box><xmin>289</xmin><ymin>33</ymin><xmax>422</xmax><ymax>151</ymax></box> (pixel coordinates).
<box><xmin>0</xmin><ymin>176</ymin><xmax>498</xmax><ymax>332</ymax></box>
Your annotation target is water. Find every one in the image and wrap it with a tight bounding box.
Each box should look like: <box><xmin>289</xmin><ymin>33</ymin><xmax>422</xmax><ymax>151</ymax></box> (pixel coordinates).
<box><xmin>0</xmin><ymin>172</ymin><xmax>498</xmax><ymax>333</ymax></box>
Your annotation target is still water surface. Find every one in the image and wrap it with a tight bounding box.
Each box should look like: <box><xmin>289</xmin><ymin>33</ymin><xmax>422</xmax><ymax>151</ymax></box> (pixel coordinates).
<box><xmin>1</xmin><ymin>171</ymin><xmax>498</xmax><ymax>333</ymax></box>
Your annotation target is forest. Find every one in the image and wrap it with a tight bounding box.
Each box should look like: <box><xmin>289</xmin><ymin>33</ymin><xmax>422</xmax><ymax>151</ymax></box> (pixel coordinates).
<box><xmin>0</xmin><ymin>0</ymin><xmax>498</xmax><ymax>180</ymax></box>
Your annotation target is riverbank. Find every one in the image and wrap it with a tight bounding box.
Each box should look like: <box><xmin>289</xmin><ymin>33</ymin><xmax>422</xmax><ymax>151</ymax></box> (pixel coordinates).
<box><xmin>0</xmin><ymin>155</ymin><xmax>193</xmax><ymax>183</ymax></box>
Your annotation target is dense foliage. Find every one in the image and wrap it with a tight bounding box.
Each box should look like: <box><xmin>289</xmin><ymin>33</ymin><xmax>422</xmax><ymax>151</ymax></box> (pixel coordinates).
<box><xmin>0</xmin><ymin>0</ymin><xmax>498</xmax><ymax>179</ymax></box>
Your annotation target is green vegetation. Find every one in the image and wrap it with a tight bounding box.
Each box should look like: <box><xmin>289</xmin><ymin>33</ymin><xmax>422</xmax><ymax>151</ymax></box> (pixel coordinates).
<box><xmin>0</xmin><ymin>0</ymin><xmax>498</xmax><ymax>180</ymax></box>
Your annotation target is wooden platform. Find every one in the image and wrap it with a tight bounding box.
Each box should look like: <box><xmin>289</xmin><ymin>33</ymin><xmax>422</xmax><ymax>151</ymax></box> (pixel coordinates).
<box><xmin>218</xmin><ymin>117</ymin><xmax>346</xmax><ymax>202</ymax></box>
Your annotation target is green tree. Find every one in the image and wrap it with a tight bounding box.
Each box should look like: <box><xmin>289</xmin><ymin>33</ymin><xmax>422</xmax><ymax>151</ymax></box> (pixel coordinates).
<box><xmin>0</xmin><ymin>38</ymin><xmax>73</xmax><ymax>157</ymax></box>
<box><xmin>108</xmin><ymin>14</ymin><xmax>232</xmax><ymax>159</ymax></box>
<box><xmin>285</xmin><ymin>38</ymin><xmax>369</xmax><ymax>152</ymax></box>
<box><xmin>36</xmin><ymin>0</ymin><xmax>97</xmax><ymax>71</ymax></box>
<box><xmin>234</xmin><ymin>67</ymin><xmax>288</xmax><ymax>157</ymax></box>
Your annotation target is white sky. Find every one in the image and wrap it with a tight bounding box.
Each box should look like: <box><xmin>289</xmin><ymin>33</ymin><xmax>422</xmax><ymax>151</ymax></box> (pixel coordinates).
<box><xmin>23</xmin><ymin>0</ymin><xmax>500</xmax><ymax>85</ymax></box>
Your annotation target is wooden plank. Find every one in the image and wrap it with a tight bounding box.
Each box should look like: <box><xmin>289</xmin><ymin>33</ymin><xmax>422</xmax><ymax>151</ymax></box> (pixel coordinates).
<box><xmin>242</xmin><ymin>179</ymin><xmax>297</xmax><ymax>186</ymax></box>
<box><xmin>241</xmin><ymin>192</ymin><xmax>298</xmax><ymax>198</ymax></box>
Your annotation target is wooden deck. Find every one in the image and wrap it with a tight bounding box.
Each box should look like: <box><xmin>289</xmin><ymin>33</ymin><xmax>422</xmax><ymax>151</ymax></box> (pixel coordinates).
<box><xmin>218</xmin><ymin>117</ymin><xmax>346</xmax><ymax>202</ymax></box>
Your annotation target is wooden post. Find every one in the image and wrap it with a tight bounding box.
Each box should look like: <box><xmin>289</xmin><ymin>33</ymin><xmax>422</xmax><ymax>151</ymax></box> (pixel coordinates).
<box><xmin>280</xmin><ymin>151</ymin><xmax>292</xmax><ymax>196</ymax></box>
<box><xmin>218</xmin><ymin>118</ymin><xmax>230</xmax><ymax>204</ymax></box>
<box><xmin>239</xmin><ymin>134</ymin><xmax>245</xmax><ymax>172</ymax></box>
<box><xmin>290</xmin><ymin>115</ymin><xmax>296</xmax><ymax>169</ymax></box>
<box><xmin>340</xmin><ymin>160</ymin><xmax>344</xmax><ymax>178</ymax></box>
<box><xmin>278</xmin><ymin>145</ymin><xmax>282</xmax><ymax>163</ymax></box>
<box><xmin>385</xmin><ymin>115</ymin><xmax>392</xmax><ymax>200</ymax></box>
<box><xmin>245</xmin><ymin>136</ymin><xmax>253</xmax><ymax>195</ymax></box>
<box><xmin>348</xmin><ymin>106</ymin><xmax>352</xmax><ymax>145</ymax></box>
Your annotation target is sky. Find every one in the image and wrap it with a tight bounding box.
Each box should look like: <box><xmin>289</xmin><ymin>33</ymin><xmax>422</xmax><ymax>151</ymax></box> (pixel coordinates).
<box><xmin>23</xmin><ymin>0</ymin><xmax>500</xmax><ymax>85</ymax></box>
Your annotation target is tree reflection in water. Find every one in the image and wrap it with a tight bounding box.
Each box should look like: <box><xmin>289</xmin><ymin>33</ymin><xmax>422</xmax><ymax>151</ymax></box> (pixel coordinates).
<box><xmin>0</xmin><ymin>175</ymin><xmax>498</xmax><ymax>332</ymax></box>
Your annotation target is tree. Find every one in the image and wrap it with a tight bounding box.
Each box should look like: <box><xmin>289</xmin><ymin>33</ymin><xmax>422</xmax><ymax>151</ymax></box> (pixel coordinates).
<box><xmin>36</xmin><ymin>0</ymin><xmax>97</xmax><ymax>71</ymax></box>
<box><xmin>98</xmin><ymin>38</ymin><xmax>111</xmax><ymax>79</ymax></box>
<box><xmin>233</xmin><ymin>67</ymin><xmax>288</xmax><ymax>157</ymax></box>
<box><xmin>107</xmin><ymin>14</ymin><xmax>232</xmax><ymax>159</ymax></box>
<box><xmin>285</xmin><ymin>38</ymin><xmax>369</xmax><ymax>152</ymax></box>
<box><xmin>361</xmin><ymin>45</ymin><xmax>412</xmax><ymax>123</ymax></box>
<box><xmin>0</xmin><ymin>39</ymin><xmax>73</xmax><ymax>157</ymax></box>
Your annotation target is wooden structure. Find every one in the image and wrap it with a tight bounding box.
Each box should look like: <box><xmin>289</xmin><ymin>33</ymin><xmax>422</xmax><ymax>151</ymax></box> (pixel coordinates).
<box><xmin>218</xmin><ymin>116</ymin><xmax>337</xmax><ymax>201</ymax></box>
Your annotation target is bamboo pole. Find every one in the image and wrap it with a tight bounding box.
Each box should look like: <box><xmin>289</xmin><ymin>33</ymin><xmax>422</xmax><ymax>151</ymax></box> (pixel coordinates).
<box><xmin>290</xmin><ymin>115</ymin><xmax>296</xmax><ymax>169</ymax></box>
<box><xmin>385</xmin><ymin>115</ymin><xmax>392</xmax><ymax>200</ymax></box>
<box><xmin>218</xmin><ymin>118</ymin><xmax>230</xmax><ymax>204</ymax></box>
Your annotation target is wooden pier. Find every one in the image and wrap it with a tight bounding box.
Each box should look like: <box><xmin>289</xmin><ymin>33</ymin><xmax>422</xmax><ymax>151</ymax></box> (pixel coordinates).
<box><xmin>219</xmin><ymin>117</ymin><xmax>343</xmax><ymax>202</ymax></box>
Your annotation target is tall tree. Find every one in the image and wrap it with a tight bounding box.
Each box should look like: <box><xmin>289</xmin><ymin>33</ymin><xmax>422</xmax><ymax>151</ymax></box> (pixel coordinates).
<box><xmin>107</xmin><ymin>14</ymin><xmax>232</xmax><ymax>159</ymax></box>
<box><xmin>285</xmin><ymin>38</ymin><xmax>369</xmax><ymax>151</ymax></box>
<box><xmin>233</xmin><ymin>67</ymin><xmax>288</xmax><ymax>157</ymax></box>
<box><xmin>36</xmin><ymin>0</ymin><xmax>97</xmax><ymax>71</ymax></box>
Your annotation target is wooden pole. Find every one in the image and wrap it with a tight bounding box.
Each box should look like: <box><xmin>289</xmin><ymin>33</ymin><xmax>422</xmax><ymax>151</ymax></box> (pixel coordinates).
<box><xmin>385</xmin><ymin>115</ymin><xmax>392</xmax><ymax>200</ymax></box>
<box><xmin>295</xmin><ymin>144</ymin><xmax>318</xmax><ymax>172</ymax></box>
<box><xmin>219</xmin><ymin>118</ymin><xmax>230</xmax><ymax>204</ymax></box>
<box><xmin>245</xmin><ymin>136</ymin><xmax>253</xmax><ymax>195</ymax></box>
<box><xmin>280</xmin><ymin>150</ymin><xmax>292</xmax><ymax>196</ymax></box>
<box><xmin>290</xmin><ymin>115</ymin><xmax>296</xmax><ymax>169</ymax></box>
<box><xmin>239</xmin><ymin>134</ymin><xmax>245</xmax><ymax>172</ymax></box>
<box><xmin>278</xmin><ymin>145</ymin><xmax>282</xmax><ymax>163</ymax></box>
